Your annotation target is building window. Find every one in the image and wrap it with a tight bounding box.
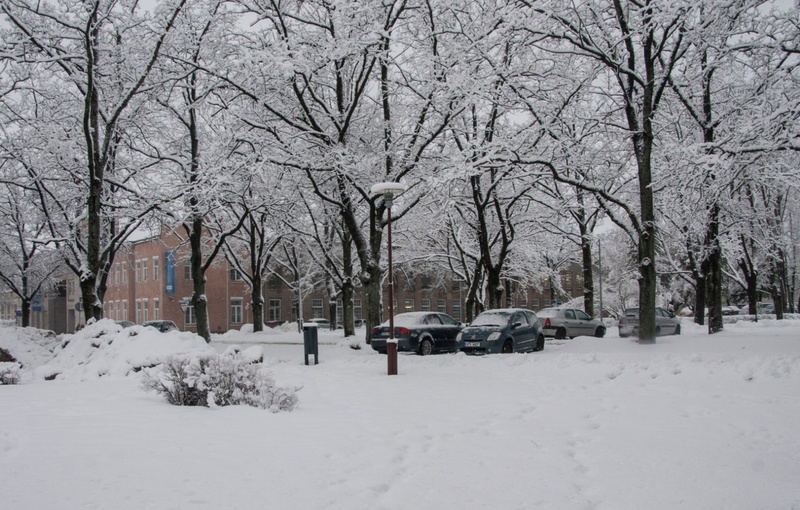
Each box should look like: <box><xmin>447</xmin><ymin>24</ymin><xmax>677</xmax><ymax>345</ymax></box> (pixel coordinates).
<box><xmin>404</xmin><ymin>299</ymin><xmax>414</xmax><ymax>312</ymax></box>
<box><xmin>437</xmin><ymin>299</ymin><xmax>446</xmax><ymax>313</ymax></box>
<box><xmin>184</xmin><ymin>261</ymin><xmax>192</xmax><ymax>281</ymax></box>
<box><xmin>114</xmin><ymin>264</ymin><xmax>120</xmax><ymax>285</ymax></box>
<box><xmin>520</xmin><ymin>295</ymin><xmax>528</xmax><ymax>308</ymax></box>
<box><xmin>312</xmin><ymin>299</ymin><xmax>323</xmax><ymax>318</ymax></box>
<box><xmin>153</xmin><ymin>256</ymin><xmax>160</xmax><ymax>281</ymax></box>
<box><xmin>421</xmin><ymin>275</ymin><xmax>431</xmax><ymax>289</ymax></box>
<box><xmin>185</xmin><ymin>305</ymin><xmax>196</xmax><ymax>325</ymax></box>
<box><xmin>353</xmin><ymin>299</ymin><xmax>362</xmax><ymax>321</ymax></box>
<box><xmin>230</xmin><ymin>268</ymin><xmax>243</xmax><ymax>281</ymax></box>
<box><xmin>135</xmin><ymin>300</ymin><xmax>141</xmax><ymax>323</ymax></box>
<box><xmin>108</xmin><ymin>301</ymin><xmax>114</xmax><ymax>320</ymax></box>
<box><xmin>142</xmin><ymin>259</ymin><xmax>148</xmax><ymax>282</ymax></box>
<box><xmin>153</xmin><ymin>299</ymin><xmax>160</xmax><ymax>320</ymax></box>
<box><xmin>231</xmin><ymin>298</ymin><xmax>243</xmax><ymax>323</ymax></box>
<box><xmin>135</xmin><ymin>260</ymin><xmax>141</xmax><ymax>283</ymax></box>
<box><xmin>142</xmin><ymin>299</ymin><xmax>148</xmax><ymax>322</ymax></box>
<box><xmin>268</xmin><ymin>299</ymin><xmax>281</xmax><ymax>321</ymax></box>
<box><xmin>562</xmin><ymin>272</ymin><xmax>572</xmax><ymax>290</ymax></box>
<box><xmin>544</xmin><ymin>299</ymin><xmax>551</xmax><ymax>308</ymax></box>
<box><xmin>122</xmin><ymin>300</ymin><xmax>128</xmax><ymax>321</ymax></box>
<box><xmin>452</xmin><ymin>300</ymin><xmax>462</xmax><ymax>320</ymax></box>
<box><xmin>121</xmin><ymin>262</ymin><xmax>127</xmax><ymax>284</ymax></box>
<box><xmin>421</xmin><ymin>298</ymin><xmax>430</xmax><ymax>311</ymax></box>
<box><xmin>575</xmin><ymin>272</ymin><xmax>584</xmax><ymax>290</ymax></box>
<box><xmin>532</xmin><ymin>299</ymin><xmax>540</xmax><ymax>310</ymax></box>
<box><xmin>543</xmin><ymin>277</ymin><xmax>550</xmax><ymax>290</ymax></box>
<box><xmin>336</xmin><ymin>299</ymin><xmax>343</xmax><ymax>324</ymax></box>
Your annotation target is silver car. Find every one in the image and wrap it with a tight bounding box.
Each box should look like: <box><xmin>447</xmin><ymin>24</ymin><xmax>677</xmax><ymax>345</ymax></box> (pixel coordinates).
<box><xmin>618</xmin><ymin>307</ymin><xmax>681</xmax><ymax>337</ymax></box>
<box><xmin>537</xmin><ymin>307</ymin><xmax>605</xmax><ymax>339</ymax></box>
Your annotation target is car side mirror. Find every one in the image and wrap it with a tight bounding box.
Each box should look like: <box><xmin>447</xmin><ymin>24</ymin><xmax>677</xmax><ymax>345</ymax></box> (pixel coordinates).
<box><xmin>512</xmin><ymin>321</ymin><xmax>523</xmax><ymax>329</ymax></box>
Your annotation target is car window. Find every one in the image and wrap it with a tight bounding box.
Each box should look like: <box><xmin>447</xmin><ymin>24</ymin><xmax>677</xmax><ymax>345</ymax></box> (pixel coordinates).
<box><xmin>565</xmin><ymin>309</ymin><xmax>576</xmax><ymax>319</ymax></box>
<box><xmin>656</xmin><ymin>308</ymin><xmax>666</xmax><ymax>318</ymax></box>
<box><xmin>424</xmin><ymin>314</ymin><xmax>443</xmax><ymax>325</ymax></box>
<box><xmin>438</xmin><ymin>314</ymin><xmax>458</xmax><ymax>326</ymax></box>
<box><xmin>575</xmin><ymin>310</ymin><xmax>591</xmax><ymax>320</ymax></box>
<box><xmin>512</xmin><ymin>311</ymin><xmax>528</xmax><ymax>326</ymax></box>
<box><xmin>471</xmin><ymin>311</ymin><xmax>511</xmax><ymax>326</ymax></box>
<box><xmin>525</xmin><ymin>311</ymin><xmax>538</xmax><ymax>325</ymax></box>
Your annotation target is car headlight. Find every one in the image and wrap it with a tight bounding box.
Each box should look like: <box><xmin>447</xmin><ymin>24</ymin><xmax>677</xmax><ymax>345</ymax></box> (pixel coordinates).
<box><xmin>487</xmin><ymin>331</ymin><xmax>501</xmax><ymax>341</ymax></box>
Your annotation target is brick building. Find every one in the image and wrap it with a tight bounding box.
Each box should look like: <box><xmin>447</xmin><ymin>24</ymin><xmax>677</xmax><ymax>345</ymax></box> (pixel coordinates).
<box><xmin>9</xmin><ymin>226</ymin><xmax>586</xmax><ymax>333</ymax></box>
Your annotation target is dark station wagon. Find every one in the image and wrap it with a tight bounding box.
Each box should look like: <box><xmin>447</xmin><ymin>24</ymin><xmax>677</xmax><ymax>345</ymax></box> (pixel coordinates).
<box><xmin>370</xmin><ymin>312</ymin><xmax>463</xmax><ymax>355</ymax></box>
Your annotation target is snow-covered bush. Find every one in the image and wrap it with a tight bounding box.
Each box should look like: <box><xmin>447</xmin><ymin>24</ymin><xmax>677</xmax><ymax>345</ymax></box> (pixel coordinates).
<box><xmin>141</xmin><ymin>351</ymin><xmax>299</xmax><ymax>412</ymax></box>
<box><xmin>0</xmin><ymin>347</ymin><xmax>16</xmax><ymax>363</ymax></box>
<box><xmin>0</xmin><ymin>362</ymin><xmax>21</xmax><ymax>385</ymax></box>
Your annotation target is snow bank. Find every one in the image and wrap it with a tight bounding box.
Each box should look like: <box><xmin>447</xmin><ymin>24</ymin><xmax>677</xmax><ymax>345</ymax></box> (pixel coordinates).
<box><xmin>37</xmin><ymin>319</ymin><xmax>215</xmax><ymax>381</ymax></box>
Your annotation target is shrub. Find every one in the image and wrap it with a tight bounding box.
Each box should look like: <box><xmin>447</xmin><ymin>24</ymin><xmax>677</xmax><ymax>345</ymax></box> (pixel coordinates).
<box><xmin>0</xmin><ymin>362</ymin><xmax>21</xmax><ymax>385</ymax></box>
<box><xmin>0</xmin><ymin>347</ymin><xmax>16</xmax><ymax>363</ymax></box>
<box><xmin>141</xmin><ymin>351</ymin><xmax>299</xmax><ymax>412</ymax></box>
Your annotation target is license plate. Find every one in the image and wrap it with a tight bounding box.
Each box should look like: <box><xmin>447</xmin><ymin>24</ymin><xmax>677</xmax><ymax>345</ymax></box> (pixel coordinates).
<box><xmin>465</xmin><ymin>342</ymin><xmax>481</xmax><ymax>347</ymax></box>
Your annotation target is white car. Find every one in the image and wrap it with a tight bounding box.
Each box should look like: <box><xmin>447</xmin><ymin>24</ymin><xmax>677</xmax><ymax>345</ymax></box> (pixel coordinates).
<box><xmin>537</xmin><ymin>308</ymin><xmax>605</xmax><ymax>339</ymax></box>
<box><xmin>618</xmin><ymin>308</ymin><xmax>681</xmax><ymax>337</ymax></box>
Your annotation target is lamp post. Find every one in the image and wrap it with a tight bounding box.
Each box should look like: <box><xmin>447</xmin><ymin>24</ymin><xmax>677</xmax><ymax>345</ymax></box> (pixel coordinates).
<box><xmin>371</xmin><ymin>182</ymin><xmax>408</xmax><ymax>376</ymax></box>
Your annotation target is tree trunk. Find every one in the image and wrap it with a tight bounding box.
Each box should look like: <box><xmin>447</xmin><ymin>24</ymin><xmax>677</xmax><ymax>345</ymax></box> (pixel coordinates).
<box><xmin>694</xmin><ymin>275</ymin><xmax>706</xmax><ymax>326</ymax></box>
<box><xmin>190</xmin><ymin>215</ymin><xmax>211</xmax><ymax>342</ymax></box>
<box><xmin>251</xmin><ymin>271</ymin><xmax>264</xmax><ymax>333</ymax></box>
<box><xmin>362</xmin><ymin>263</ymin><xmax>383</xmax><ymax>344</ymax></box>
<box><xmin>341</xmin><ymin>231</ymin><xmax>355</xmax><ymax>337</ymax></box>
<box><xmin>485</xmin><ymin>266</ymin><xmax>503</xmax><ymax>310</ymax></box>
<box><xmin>705</xmin><ymin>201</ymin><xmax>724</xmax><ymax>333</ymax></box>
<box><xmin>580</xmin><ymin>232</ymin><xmax>595</xmax><ymax>318</ymax></box>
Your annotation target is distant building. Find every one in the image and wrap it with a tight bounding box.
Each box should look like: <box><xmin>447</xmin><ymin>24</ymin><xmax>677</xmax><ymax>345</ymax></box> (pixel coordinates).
<box><xmin>20</xmin><ymin>226</ymin><xmax>586</xmax><ymax>332</ymax></box>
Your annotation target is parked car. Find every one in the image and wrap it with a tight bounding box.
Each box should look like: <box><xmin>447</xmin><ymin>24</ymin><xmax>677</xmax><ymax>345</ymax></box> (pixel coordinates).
<box><xmin>115</xmin><ymin>320</ymin><xmax>135</xmax><ymax>329</ymax></box>
<box><xmin>456</xmin><ymin>308</ymin><xmax>545</xmax><ymax>355</ymax></box>
<box><xmin>306</xmin><ymin>318</ymin><xmax>332</xmax><ymax>328</ymax></box>
<box><xmin>142</xmin><ymin>320</ymin><xmax>179</xmax><ymax>333</ymax></box>
<box><xmin>721</xmin><ymin>306</ymin><xmax>741</xmax><ymax>316</ymax></box>
<box><xmin>618</xmin><ymin>307</ymin><xmax>680</xmax><ymax>338</ymax></box>
<box><xmin>370</xmin><ymin>312</ymin><xmax>463</xmax><ymax>355</ymax></box>
<box><xmin>537</xmin><ymin>307</ymin><xmax>605</xmax><ymax>339</ymax></box>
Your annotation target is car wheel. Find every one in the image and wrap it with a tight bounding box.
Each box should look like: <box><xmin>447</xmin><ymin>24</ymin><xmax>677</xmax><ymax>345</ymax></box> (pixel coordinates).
<box><xmin>595</xmin><ymin>327</ymin><xmax>605</xmax><ymax>338</ymax></box>
<box><xmin>555</xmin><ymin>327</ymin><xmax>567</xmax><ymax>340</ymax></box>
<box><xmin>535</xmin><ymin>335</ymin><xmax>545</xmax><ymax>351</ymax></box>
<box><xmin>502</xmin><ymin>340</ymin><xmax>513</xmax><ymax>353</ymax></box>
<box><xmin>418</xmin><ymin>338</ymin><xmax>433</xmax><ymax>356</ymax></box>
<box><xmin>674</xmin><ymin>324</ymin><xmax>681</xmax><ymax>335</ymax></box>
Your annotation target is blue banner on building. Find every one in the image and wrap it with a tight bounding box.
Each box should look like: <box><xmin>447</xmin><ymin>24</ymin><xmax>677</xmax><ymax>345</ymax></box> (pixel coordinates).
<box><xmin>165</xmin><ymin>251</ymin><xmax>175</xmax><ymax>294</ymax></box>
<box><xmin>31</xmin><ymin>291</ymin><xmax>42</xmax><ymax>312</ymax></box>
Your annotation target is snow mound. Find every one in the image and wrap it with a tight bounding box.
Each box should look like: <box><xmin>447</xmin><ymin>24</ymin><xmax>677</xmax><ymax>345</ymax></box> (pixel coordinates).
<box><xmin>0</xmin><ymin>325</ymin><xmax>60</xmax><ymax>369</ymax></box>
<box><xmin>40</xmin><ymin>319</ymin><xmax>215</xmax><ymax>381</ymax></box>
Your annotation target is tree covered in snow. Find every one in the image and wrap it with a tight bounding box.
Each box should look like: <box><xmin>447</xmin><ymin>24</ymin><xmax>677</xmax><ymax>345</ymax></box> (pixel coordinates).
<box><xmin>0</xmin><ymin>0</ymin><xmax>189</xmax><ymax>321</ymax></box>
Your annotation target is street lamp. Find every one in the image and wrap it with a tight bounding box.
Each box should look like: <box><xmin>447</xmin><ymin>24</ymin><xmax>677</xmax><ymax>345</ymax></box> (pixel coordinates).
<box><xmin>371</xmin><ymin>181</ymin><xmax>408</xmax><ymax>376</ymax></box>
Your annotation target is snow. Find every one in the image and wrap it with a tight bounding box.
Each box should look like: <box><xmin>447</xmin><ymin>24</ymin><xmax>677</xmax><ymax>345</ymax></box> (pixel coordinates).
<box><xmin>370</xmin><ymin>182</ymin><xmax>408</xmax><ymax>196</ymax></box>
<box><xmin>1</xmin><ymin>318</ymin><xmax>799</xmax><ymax>509</ymax></box>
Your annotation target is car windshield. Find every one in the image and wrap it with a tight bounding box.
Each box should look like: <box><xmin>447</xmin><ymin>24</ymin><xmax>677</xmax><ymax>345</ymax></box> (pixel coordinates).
<box><xmin>470</xmin><ymin>311</ymin><xmax>511</xmax><ymax>327</ymax></box>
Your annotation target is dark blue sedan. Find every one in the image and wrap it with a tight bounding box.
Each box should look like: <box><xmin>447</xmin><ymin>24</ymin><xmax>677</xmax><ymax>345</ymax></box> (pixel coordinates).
<box><xmin>457</xmin><ymin>308</ymin><xmax>545</xmax><ymax>354</ymax></box>
<box><xmin>370</xmin><ymin>312</ymin><xmax>463</xmax><ymax>355</ymax></box>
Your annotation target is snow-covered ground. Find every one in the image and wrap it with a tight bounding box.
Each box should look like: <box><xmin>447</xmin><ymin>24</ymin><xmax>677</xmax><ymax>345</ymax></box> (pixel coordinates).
<box><xmin>1</xmin><ymin>318</ymin><xmax>799</xmax><ymax>509</ymax></box>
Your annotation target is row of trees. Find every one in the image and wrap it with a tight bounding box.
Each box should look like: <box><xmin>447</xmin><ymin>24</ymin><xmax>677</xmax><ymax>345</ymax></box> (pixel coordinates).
<box><xmin>1</xmin><ymin>0</ymin><xmax>798</xmax><ymax>343</ymax></box>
